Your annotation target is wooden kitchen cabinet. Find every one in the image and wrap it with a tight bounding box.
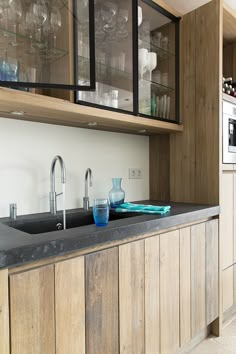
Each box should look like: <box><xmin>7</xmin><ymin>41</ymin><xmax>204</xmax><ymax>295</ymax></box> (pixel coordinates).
<box><xmin>6</xmin><ymin>219</ymin><xmax>219</xmax><ymax>354</ymax></box>
<box><xmin>221</xmin><ymin>172</ymin><xmax>234</xmax><ymax>270</ymax></box>
<box><xmin>10</xmin><ymin>265</ymin><xmax>55</xmax><ymax>354</ymax></box>
<box><xmin>160</xmin><ymin>230</ymin><xmax>180</xmax><ymax>354</ymax></box>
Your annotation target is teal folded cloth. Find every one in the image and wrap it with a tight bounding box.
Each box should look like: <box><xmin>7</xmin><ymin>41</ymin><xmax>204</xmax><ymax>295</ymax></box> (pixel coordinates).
<box><xmin>115</xmin><ymin>202</ymin><xmax>171</xmax><ymax>215</ymax></box>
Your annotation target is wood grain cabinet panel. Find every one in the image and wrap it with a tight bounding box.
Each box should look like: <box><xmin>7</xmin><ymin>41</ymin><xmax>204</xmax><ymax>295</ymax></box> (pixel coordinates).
<box><xmin>0</xmin><ymin>269</ymin><xmax>9</xmax><ymax>354</ymax></box>
<box><xmin>10</xmin><ymin>265</ymin><xmax>55</xmax><ymax>354</ymax></box>
<box><xmin>191</xmin><ymin>223</ymin><xmax>206</xmax><ymax>337</ymax></box>
<box><xmin>221</xmin><ymin>172</ymin><xmax>234</xmax><ymax>269</ymax></box>
<box><xmin>223</xmin><ymin>266</ymin><xmax>234</xmax><ymax>313</ymax></box>
<box><xmin>160</xmin><ymin>230</ymin><xmax>180</xmax><ymax>354</ymax></box>
<box><xmin>179</xmin><ymin>227</ymin><xmax>191</xmax><ymax>347</ymax></box>
<box><xmin>145</xmin><ymin>236</ymin><xmax>160</xmax><ymax>354</ymax></box>
<box><xmin>119</xmin><ymin>240</ymin><xmax>145</xmax><ymax>354</ymax></box>
<box><xmin>206</xmin><ymin>219</ymin><xmax>219</xmax><ymax>324</ymax></box>
<box><xmin>86</xmin><ymin>248</ymin><xmax>119</xmax><ymax>354</ymax></box>
<box><xmin>55</xmin><ymin>257</ymin><xmax>85</xmax><ymax>354</ymax></box>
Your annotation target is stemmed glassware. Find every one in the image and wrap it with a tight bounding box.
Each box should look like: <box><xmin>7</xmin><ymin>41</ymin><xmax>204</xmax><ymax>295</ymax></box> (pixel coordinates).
<box><xmin>49</xmin><ymin>6</ymin><xmax>62</xmax><ymax>54</ymax></box>
<box><xmin>116</xmin><ymin>9</ymin><xmax>128</xmax><ymax>38</ymax></box>
<box><xmin>32</xmin><ymin>0</ymin><xmax>48</xmax><ymax>49</ymax></box>
<box><xmin>101</xmin><ymin>2</ymin><xmax>117</xmax><ymax>33</ymax></box>
<box><xmin>8</xmin><ymin>0</ymin><xmax>23</xmax><ymax>46</ymax></box>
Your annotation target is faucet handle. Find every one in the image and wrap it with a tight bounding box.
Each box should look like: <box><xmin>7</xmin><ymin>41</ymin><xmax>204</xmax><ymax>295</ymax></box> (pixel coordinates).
<box><xmin>10</xmin><ymin>203</ymin><xmax>17</xmax><ymax>220</ymax></box>
<box><xmin>83</xmin><ymin>197</ymin><xmax>90</xmax><ymax>211</ymax></box>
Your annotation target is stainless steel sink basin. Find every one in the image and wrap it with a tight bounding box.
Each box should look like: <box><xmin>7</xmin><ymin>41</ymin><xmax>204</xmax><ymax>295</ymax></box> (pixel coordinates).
<box><xmin>3</xmin><ymin>209</ymin><xmax>138</xmax><ymax>235</ymax></box>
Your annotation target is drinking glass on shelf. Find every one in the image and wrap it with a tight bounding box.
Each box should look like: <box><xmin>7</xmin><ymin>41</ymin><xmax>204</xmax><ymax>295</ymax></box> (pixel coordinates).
<box><xmin>116</xmin><ymin>9</ymin><xmax>128</xmax><ymax>39</ymax></box>
<box><xmin>50</xmin><ymin>6</ymin><xmax>62</xmax><ymax>54</ymax></box>
<box><xmin>138</xmin><ymin>6</ymin><xmax>142</xmax><ymax>27</ymax></box>
<box><xmin>147</xmin><ymin>52</ymin><xmax>157</xmax><ymax>81</ymax></box>
<box><xmin>101</xmin><ymin>2</ymin><xmax>117</xmax><ymax>33</ymax></box>
<box><xmin>138</xmin><ymin>48</ymin><xmax>148</xmax><ymax>80</ymax></box>
<box><xmin>32</xmin><ymin>0</ymin><xmax>48</xmax><ymax>49</ymax></box>
<box><xmin>8</xmin><ymin>0</ymin><xmax>23</xmax><ymax>46</ymax></box>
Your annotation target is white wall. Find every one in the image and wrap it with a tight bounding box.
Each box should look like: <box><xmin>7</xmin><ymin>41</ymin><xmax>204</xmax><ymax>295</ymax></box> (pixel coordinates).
<box><xmin>0</xmin><ymin>117</ymin><xmax>149</xmax><ymax>217</ymax></box>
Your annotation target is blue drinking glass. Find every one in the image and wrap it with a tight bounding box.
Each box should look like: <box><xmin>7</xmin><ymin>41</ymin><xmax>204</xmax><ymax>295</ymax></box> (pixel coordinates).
<box><xmin>93</xmin><ymin>198</ymin><xmax>109</xmax><ymax>227</ymax></box>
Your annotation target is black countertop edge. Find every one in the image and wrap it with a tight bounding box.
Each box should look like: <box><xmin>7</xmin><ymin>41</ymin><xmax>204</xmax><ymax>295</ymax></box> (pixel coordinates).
<box><xmin>0</xmin><ymin>201</ymin><xmax>220</xmax><ymax>270</ymax></box>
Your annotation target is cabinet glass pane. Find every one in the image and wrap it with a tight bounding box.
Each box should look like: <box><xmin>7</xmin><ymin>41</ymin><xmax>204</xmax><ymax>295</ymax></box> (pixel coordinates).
<box><xmin>77</xmin><ymin>0</ymin><xmax>133</xmax><ymax>112</ymax></box>
<box><xmin>0</xmin><ymin>0</ymin><xmax>94</xmax><ymax>89</ymax></box>
<box><xmin>138</xmin><ymin>0</ymin><xmax>176</xmax><ymax>120</ymax></box>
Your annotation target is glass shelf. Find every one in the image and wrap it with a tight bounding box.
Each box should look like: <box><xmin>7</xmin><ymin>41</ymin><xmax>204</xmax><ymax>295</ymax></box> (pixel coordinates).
<box><xmin>139</xmin><ymin>39</ymin><xmax>175</xmax><ymax>60</ymax></box>
<box><xmin>78</xmin><ymin>55</ymin><xmax>133</xmax><ymax>89</ymax></box>
<box><xmin>139</xmin><ymin>78</ymin><xmax>174</xmax><ymax>95</ymax></box>
<box><xmin>0</xmin><ymin>27</ymin><xmax>68</xmax><ymax>66</ymax></box>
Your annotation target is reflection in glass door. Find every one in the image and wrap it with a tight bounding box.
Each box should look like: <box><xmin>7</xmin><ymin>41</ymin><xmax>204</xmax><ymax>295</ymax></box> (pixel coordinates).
<box><xmin>76</xmin><ymin>0</ymin><xmax>134</xmax><ymax>113</ymax></box>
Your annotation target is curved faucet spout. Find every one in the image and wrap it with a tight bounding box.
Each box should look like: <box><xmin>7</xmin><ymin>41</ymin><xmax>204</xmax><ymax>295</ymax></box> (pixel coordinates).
<box><xmin>83</xmin><ymin>168</ymin><xmax>93</xmax><ymax>211</ymax></box>
<box><xmin>50</xmin><ymin>155</ymin><xmax>66</xmax><ymax>193</ymax></box>
<box><xmin>49</xmin><ymin>155</ymin><xmax>67</xmax><ymax>220</ymax></box>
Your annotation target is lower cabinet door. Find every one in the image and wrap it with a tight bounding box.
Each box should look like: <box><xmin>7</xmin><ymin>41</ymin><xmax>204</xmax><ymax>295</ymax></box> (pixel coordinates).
<box><xmin>191</xmin><ymin>223</ymin><xmax>206</xmax><ymax>337</ymax></box>
<box><xmin>10</xmin><ymin>265</ymin><xmax>55</xmax><ymax>354</ymax></box>
<box><xmin>160</xmin><ymin>230</ymin><xmax>180</xmax><ymax>354</ymax></box>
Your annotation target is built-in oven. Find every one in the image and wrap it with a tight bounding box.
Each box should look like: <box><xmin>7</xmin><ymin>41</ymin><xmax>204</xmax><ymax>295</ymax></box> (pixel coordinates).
<box><xmin>223</xmin><ymin>100</ymin><xmax>236</xmax><ymax>163</ymax></box>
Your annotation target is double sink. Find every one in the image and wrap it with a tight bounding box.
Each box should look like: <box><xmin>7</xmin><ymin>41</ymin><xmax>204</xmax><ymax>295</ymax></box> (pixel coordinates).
<box><xmin>2</xmin><ymin>209</ymin><xmax>138</xmax><ymax>235</ymax></box>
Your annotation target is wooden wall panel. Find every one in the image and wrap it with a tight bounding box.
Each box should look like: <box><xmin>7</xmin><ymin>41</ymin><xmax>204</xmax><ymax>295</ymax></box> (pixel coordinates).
<box><xmin>86</xmin><ymin>248</ymin><xmax>119</xmax><ymax>354</ymax></box>
<box><xmin>55</xmin><ymin>257</ymin><xmax>85</xmax><ymax>354</ymax></box>
<box><xmin>180</xmin><ymin>227</ymin><xmax>191</xmax><ymax>346</ymax></box>
<box><xmin>191</xmin><ymin>223</ymin><xmax>206</xmax><ymax>337</ymax></box>
<box><xmin>145</xmin><ymin>236</ymin><xmax>160</xmax><ymax>354</ymax></box>
<box><xmin>10</xmin><ymin>265</ymin><xmax>55</xmax><ymax>354</ymax></box>
<box><xmin>195</xmin><ymin>0</ymin><xmax>221</xmax><ymax>205</ymax></box>
<box><xmin>0</xmin><ymin>269</ymin><xmax>9</xmax><ymax>354</ymax></box>
<box><xmin>119</xmin><ymin>241</ymin><xmax>145</xmax><ymax>354</ymax></box>
<box><xmin>206</xmin><ymin>219</ymin><xmax>219</xmax><ymax>324</ymax></box>
<box><xmin>150</xmin><ymin>135</ymin><xmax>170</xmax><ymax>201</ymax></box>
<box><xmin>160</xmin><ymin>230</ymin><xmax>180</xmax><ymax>354</ymax></box>
<box><xmin>170</xmin><ymin>11</ymin><xmax>196</xmax><ymax>203</ymax></box>
<box><xmin>222</xmin><ymin>266</ymin><xmax>234</xmax><ymax>312</ymax></box>
<box><xmin>221</xmin><ymin>172</ymin><xmax>234</xmax><ymax>269</ymax></box>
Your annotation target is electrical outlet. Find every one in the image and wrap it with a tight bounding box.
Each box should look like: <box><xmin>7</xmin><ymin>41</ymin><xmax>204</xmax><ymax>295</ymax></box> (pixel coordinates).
<box><xmin>128</xmin><ymin>168</ymin><xmax>143</xmax><ymax>179</ymax></box>
<box><xmin>129</xmin><ymin>168</ymin><xmax>136</xmax><ymax>179</ymax></box>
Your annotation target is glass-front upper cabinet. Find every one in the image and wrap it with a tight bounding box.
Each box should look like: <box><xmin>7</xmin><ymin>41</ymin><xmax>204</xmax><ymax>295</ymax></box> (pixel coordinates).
<box><xmin>138</xmin><ymin>0</ymin><xmax>179</xmax><ymax>122</ymax></box>
<box><xmin>76</xmin><ymin>0</ymin><xmax>179</xmax><ymax>122</ymax></box>
<box><xmin>76</xmin><ymin>0</ymin><xmax>134</xmax><ymax>113</ymax></box>
<box><xmin>0</xmin><ymin>0</ymin><xmax>95</xmax><ymax>90</ymax></box>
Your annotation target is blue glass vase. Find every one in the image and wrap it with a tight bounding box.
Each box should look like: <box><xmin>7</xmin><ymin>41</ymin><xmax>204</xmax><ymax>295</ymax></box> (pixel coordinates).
<box><xmin>109</xmin><ymin>178</ymin><xmax>125</xmax><ymax>208</ymax></box>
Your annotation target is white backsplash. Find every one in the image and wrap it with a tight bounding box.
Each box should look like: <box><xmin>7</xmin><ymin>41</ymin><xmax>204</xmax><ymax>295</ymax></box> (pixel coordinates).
<box><xmin>0</xmin><ymin>117</ymin><xmax>149</xmax><ymax>217</ymax></box>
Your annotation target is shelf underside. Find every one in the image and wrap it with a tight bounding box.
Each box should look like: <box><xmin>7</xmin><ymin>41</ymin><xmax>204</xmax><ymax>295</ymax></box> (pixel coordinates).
<box><xmin>0</xmin><ymin>88</ymin><xmax>183</xmax><ymax>135</ymax></box>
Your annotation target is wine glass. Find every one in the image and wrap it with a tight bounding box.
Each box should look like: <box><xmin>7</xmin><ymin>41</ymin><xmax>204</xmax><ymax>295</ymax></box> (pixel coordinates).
<box><xmin>147</xmin><ymin>52</ymin><xmax>157</xmax><ymax>81</ymax></box>
<box><xmin>8</xmin><ymin>0</ymin><xmax>23</xmax><ymax>46</ymax></box>
<box><xmin>116</xmin><ymin>9</ymin><xmax>128</xmax><ymax>39</ymax></box>
<box><xmin>101</xmin><ymin>2</ymin><xmax>117</xmax><ymax>33</ymax></box>
<box><xmin>50</xmin><ymin>6</ymin><xmax>62</xmax><ymax>54</ymax></box>
<box><xmin>32</xmin><ymin>0</ymin><xmax>48</xmax><ymax>49</ymax></box>
<box><xmin>138</xmin><ymin>6</ymin><xmax>142</xmax><ymax>27</ymax></box>
<box><xmin>138</xmin><ymin>48</ymin><xmax>148</xmax><ymax>80</ymax></box>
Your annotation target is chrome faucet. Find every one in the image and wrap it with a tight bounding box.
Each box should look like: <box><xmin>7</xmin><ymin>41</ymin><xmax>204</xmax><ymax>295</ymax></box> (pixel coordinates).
<box><xmin>83</xmin><ymin>168</ymin><xmax>93</xmax><ymax>211</ymax></box>
<box><xmin>49</xmin><ymin>156</ymin><xmax>66</xmax><ymax>224</ymax></box>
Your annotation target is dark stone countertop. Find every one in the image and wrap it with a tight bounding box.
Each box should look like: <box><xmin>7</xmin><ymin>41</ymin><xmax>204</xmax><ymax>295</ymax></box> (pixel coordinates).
<box><xmin>0</xmin><ymin>201</ymin><xmax>220</xmax><ymax>270</ymax></box>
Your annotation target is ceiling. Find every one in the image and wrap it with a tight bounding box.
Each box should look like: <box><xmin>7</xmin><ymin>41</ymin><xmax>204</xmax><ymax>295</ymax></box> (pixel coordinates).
<box><xmin>224</xmin><ymin>0</ymin><xmax>236</xmax><ymax>10</ymax></box>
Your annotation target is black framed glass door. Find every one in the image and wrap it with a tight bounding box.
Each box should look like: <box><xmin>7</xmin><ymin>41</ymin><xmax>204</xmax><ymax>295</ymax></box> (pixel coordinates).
<box><xmin>0</xmin><ymin>0</ymin><xmax>95</xmax><ymax>90</ymax></box>
<box><xmin>76</xmin><ymin>0</ymin><xmax>134</xmax><ymax>113</ymax></box>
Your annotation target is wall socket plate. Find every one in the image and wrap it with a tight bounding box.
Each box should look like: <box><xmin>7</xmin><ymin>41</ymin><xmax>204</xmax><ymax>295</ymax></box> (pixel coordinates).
<box><xmin>129</xmin><ymin>168</ymin><xmax>143</xmax><ymax>179</ymax></box>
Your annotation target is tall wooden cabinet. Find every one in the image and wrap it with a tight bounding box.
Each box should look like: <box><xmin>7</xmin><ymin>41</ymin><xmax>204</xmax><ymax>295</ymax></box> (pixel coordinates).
<box><xmin>7</xmin><ymin>218</ymin><xmax>218</xmax><ymax>354</ymax></box>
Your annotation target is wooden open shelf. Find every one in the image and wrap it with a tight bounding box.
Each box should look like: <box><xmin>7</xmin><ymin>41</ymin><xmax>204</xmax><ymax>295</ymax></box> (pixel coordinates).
<box><xmin>0</xmin><ymin>88</ymin><xmax>183</xmax><ymax>135</ymax></box>
<box><xmin>223</xmin><ymin>3</ymin><xmax>236</xmax><ymax>45</ymax></box>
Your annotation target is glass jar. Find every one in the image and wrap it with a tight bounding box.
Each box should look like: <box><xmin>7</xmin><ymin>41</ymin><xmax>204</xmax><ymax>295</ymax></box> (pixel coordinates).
<box><xmin>108</xmin><ymin>178</ymin><xmax>125</xmax><ymax>208</ymax></box>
